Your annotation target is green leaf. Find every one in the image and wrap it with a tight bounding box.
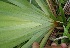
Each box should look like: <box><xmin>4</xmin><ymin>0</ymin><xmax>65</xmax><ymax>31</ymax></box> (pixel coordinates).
<box><xmin>0</xmin><ymin>1</ymin><xmax>54</xmax><ymax>48</ymax></box>
<box><xmin>21</xmin><ymin>26</ymin><xmax>53</xmax><ymax>48</ymax></box>
<box><xmin>62</xmin><ymin>25</ymin><xmax>70</xmax><ymax>42</ymax></box>
<box><xmin>63</xmin><ymin>25</ymin><xmax>68</xmax><ymax>36</ymax></box>
<box><xmin>0</xmin><ymin>0</ymin><xmax>8</xmax><ymax>2</ymax></box>
<box><xmin>66</xmin><ymin>21</ymin><xmax>70</xmax><ymax>40</ymax></box>
<box><xmin>35</xmin><ymin>0</ymin><xmax>50</xmax><ymax>16</ymax></box>
<box><xmin>56</xmin><ymin>16</ymin><xmax>63</xmax><ymax>22</ymax></box>
<box><xmin>40</xmin><ymin>28</ymin><xmax>54</xmax><ymax>48</ymax></box>
<box><xmin>35</xmin><ymin>0</ymin><xmax>56</xmax><ymax>20</ymax></box>
<box><xmin>59</xmin><ymin>0</ymin><xmax>64</xmax><ymax>4</ymax></box>
<box><xmin>28</xmin><ymin>0</ymin><xmax>41</xmax><ymax>9</ymax></box>
<box><xmin>63</xmin><ymin>20</ymin><xmax>70</xmax><ymax>39</ymax></box>
<box><xmin>7</xmin><ymin>0</ymin><xmax>47</xmax><ymax>18</ymax></box>
<box><xmin>58</xmin><ymin>0</ymin><xmax>66</xmax><ymax>24</ymax></box>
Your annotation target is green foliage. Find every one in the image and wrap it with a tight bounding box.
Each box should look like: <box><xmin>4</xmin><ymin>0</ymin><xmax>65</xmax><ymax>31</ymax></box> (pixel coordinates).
<box><xmin>58</xmin><ymin>0</ymin><xmax>66</xmax><ymax>23</ymax></box>
<box><xmin>62</xmin><ymin>25</ymin><xmax>70</xmax><ymax>43</ymax></box>
<box><xmin>35</xmin><ymin>0</ymin><xmax>56</xmax><ymax>20</ymax></box>
<box><xmin>0</xmin><ymin>0</ymin><xmax>69</xmax><ymax>48</ymax></box>
<box><xmin>0</xmin><ymin>0</ymin><xmax>54</xmax><ymax>48</ymax></box>
<box><xmin>40</xmin><ymin>28</ymin><xmax>54</xmax><ymax>48</ymax></box>
<box><xmin>65</xmin><ymin>21</ymin><xmax>70</xmax><ymax>40</ymax></box>
<box><xmin>21</xmin><ymin>26</ymin><xmax>52</xmax><ymax>48</ymax></box>
<box><xmin>62</xmin><ymin>19</ymin><xmax>70</xmax><ymax>43</ymax></box>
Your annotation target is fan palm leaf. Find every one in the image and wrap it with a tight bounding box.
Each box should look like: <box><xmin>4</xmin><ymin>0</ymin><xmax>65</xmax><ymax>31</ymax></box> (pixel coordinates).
<box><xmin>0</xmin><ymin>0</ymin><xmax>55</xmax><ymax>48</ymax></box>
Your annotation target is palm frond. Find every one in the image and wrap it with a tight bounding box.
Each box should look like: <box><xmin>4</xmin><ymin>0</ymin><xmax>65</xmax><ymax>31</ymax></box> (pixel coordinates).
<box><xmin>0</xmin><ymin>0</ymin><xmax>54</xmax><ymax>48</ymax></box>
